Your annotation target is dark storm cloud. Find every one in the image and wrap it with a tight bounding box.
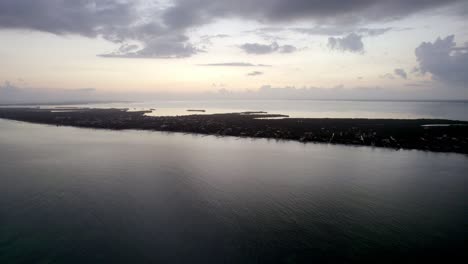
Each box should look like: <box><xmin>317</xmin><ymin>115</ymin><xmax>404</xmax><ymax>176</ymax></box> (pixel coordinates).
<box><xmin>328</xmin><ymin>33</ymin><xmax>364</xmax><ymax>53</ymax></box>
<box><xmin>162</xmin><ymin>0</ymin><xmax>466</xmax><ymax>29</ymax></box>
<box><xmin>0</xmin><ymin>0</ymin><xmax>200</xmax><ymax>58</ymax></box>
<box><xmin>0</xmin><ymin>0</ymin><xmax>466</xmax><ymax>58</ymax></box>
<box><xmin>0</xmin><ymin>0</ymin><xmax>134</xmax><ymax>36</ymax></box>
<box><xmin>198</xmin><ymin>63</ymin><xmax>272</xmax><ymax>67</ymax></box>
<box><xmin>415</xmin><ymin>35</ymin><xmax>468</xmax><ymax>86</ymax></box>
<box><xmin>240</xmin><ymin>42</ymin><xmax>297</xmax><ymax>55</ymax></box>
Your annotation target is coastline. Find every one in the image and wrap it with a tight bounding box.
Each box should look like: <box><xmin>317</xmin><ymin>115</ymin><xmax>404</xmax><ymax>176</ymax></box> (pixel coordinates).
<box><xmin>1</xmin><ymin>107</ymin><xmax>467</xmax><ymax>154</ymax></box>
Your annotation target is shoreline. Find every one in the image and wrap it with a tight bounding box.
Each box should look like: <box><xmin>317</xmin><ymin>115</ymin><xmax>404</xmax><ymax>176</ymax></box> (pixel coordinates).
<box><xmin>1</xmin><ymin>108</ymin><xmax>467</xmax><ymax>154</ymax></box>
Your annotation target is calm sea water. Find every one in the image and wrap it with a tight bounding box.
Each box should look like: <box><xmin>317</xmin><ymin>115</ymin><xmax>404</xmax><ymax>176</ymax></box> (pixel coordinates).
<box><xmin>34</xmin><ymin>99</ymin><xmax>468</xmax><ymax>120</ymax></box>
<box><xmin>0</xmin><ymin>119</ymin><xmax>467</xmax><ymax>263</ymax></box>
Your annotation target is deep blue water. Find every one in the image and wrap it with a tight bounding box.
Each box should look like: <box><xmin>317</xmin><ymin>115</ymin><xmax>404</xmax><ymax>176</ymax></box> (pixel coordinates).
<box><xmin>0</xmin><ymin>119</ymin><xmax>467</xmax><ymax>263</ymax></box>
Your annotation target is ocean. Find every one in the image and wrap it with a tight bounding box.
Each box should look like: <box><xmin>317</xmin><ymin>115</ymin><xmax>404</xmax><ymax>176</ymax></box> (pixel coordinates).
<box><xmin>27</xmin><ymin>99</ymin><xmax>468</xmax><ymax>121</ymax></box>
<box><xmin>0</xmin><ymin>117</ymin><xmax>466</xmax><ymax>263</ymax></box>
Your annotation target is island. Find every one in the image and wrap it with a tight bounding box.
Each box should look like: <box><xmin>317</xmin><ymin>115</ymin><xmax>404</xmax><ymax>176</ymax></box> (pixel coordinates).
<box><xmin>187</xmin><ymin>109</ymin><xmax>206</xmax><ymax>112</ymax></box>
<box><xmin>1</xmin><ymin>107</ymin><xmax>467</xmax><ymax>154</ymax></box>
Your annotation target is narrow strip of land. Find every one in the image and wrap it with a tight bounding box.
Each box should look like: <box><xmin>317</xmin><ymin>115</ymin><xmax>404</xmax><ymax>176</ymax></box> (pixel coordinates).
<box><xmin>1</xmin><ymin>108</ymin><xmax>467</xmax><ymax>154</ymax></box>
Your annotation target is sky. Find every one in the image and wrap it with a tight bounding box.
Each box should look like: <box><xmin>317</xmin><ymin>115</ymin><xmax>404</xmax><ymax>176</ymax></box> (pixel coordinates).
<box><xmin>0</xmin><ymin>0</ymin><xmax>467</xmax><ymax>103</ymax></box>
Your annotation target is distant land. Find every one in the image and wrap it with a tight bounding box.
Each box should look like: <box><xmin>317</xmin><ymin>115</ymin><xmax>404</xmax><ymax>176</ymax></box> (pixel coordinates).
<box><xmin>1</xmin><ymin>99</ymin><xmax>468</xmax><ymax>106</ymax></box>
<box><xmin>1</xmin><ymin>108</ymin><xmax>467</xmax><ymax>154</ymax></box>
<box><xmin>0</xmin><ymin>100</ymin><xmax>132</xmax><ymax>106</ymax></box>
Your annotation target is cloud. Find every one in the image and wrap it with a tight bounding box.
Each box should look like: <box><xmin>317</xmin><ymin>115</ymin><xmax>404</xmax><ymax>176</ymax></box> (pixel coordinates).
<box><xmin>0</xmin><ymin>1</ymin><xmax>466</xmax><ymax>59</ymax></box>
<box><xmin>405</xmin><ymin>81</ymin><xmax>433</xmax><ymax>87</ymax></box>
<box><xmin>381</xmin><ymin>69</ymin><xmax>407</xmax><ymax>80</ymax></box>
<box><xmin>252</xmin><ymin>26</ymin><xmax>392</xmax><ymax>53</ymax></box>
<box><xmin>100</xmin><ymin>34</ymin><xmax>202</xmax><ymax>58</ymax></box>
<box><xmin>2</xmin><ymin>81</ymin><xmax>465</xmax><ymax>103</ymax></box>
<box><xmin>198</xmin><ymin>62</ymin><xmax>272</xmax><ymax>67</ymax></box>
<box><xmin>415</xmin><ymin>35</ymin><xmax>468</xmax><ymax>86</ymax></box>
<box><xmin>0</xmin><ymin>0</ymin><xmax>135</xmax><ymax>36</ymax></box>
<box><xmin>211</xmin><ymin>85</ymin><xmax>426</xmax><ymax>100</ymax></box>
<box><xmin>247</xmin><ymin>71</ymin><xmax>264</xmax><ymax>76</ymax></box>
<box><xmin>245</xmin><ymin>28</ymin><xmax>288</xmax><ymax>41</ymax></box>
<box><xmin>72</xmin><ymin>88</ymin><xmax>97</xmax><ymax>92</ymax></box>
<box><xmin>162</xmin><ymin>0</ymin><xmax>466</xmax><ymax>28</ymax></box>
<box><xmin>98</xmin><ymin>23</ymin><xmax>203</xmax><ymax>58</ymax></box>
<box><xmin>240</xmin><ymin>42</ymin><xmax>297</xmax><ymax>54</ymax></box>
<box><xmin>0</xmin><ymin>1</ymin><xmax>198</xmax><ymax>58</ymax></box>
<box><xmin>289</xmin><ymin>27</ymin><xmax>394</xmax><ymax>54</ymax></box>
<box><xmin>394</xmin><ymin>68</ymin><xmax>408</xmax><ymax>79</ymax></box>
<box><xmin>0</xmin><ymin>81</ymin><xmax>98</xmax><ymax>104</ymax></box>
<box><xmin>240</xmin><ymin>43</ymin><xmax>278</xmax><ymax>54</ymax></box>
<box><xmin>356</xmin><ymin>27</ymin><xmax>393</xmax><ymax>36</ymax></box>
<box><xmin>279</xmin><ymin>45</ymin><xmax>298</xmax><ymax>53</ymax></box>
<box><xmin>0</xmin><ymin>81</ymin><xmax>18</xmax><ymax>96</ymax></box>
<box><xmin>205</xmin><ymin>83</ymin><xmax>466</xmax><ymax>100</ymax></box>
<box><xmin>199</xmin><ymin>34</ymin><xmax>230</xmax><ymax>45</ymax></box>
<box><xmin>328</xmin><ymin>33</ymin><xmax>364</xmax><ymax>53</ymax></box>
<box><xmin>380</xmin><ymin>73</ymin><xmax>395</xmax><ymax>79</ymax></box>
<box><xmin>292</xmin><ymin>26</ymin><xmax>347</xmax><ymax>36</ymax></box>
<box><xmin>292</xmin><ymin>26</ymin><xmax>392</xmax><ymax>36</ymax></box>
